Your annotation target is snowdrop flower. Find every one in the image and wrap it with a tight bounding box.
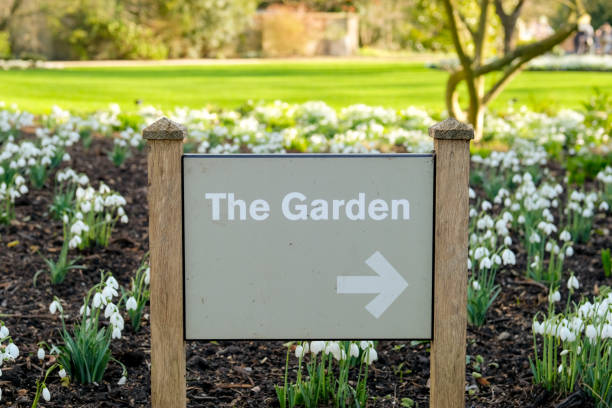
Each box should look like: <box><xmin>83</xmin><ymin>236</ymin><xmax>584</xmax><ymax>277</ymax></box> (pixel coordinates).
<box><xmin>42</xmin><ymin>386</ymin><xmax>51</xmax><ymax>402</ymax></box>
<box><xmin>479</xmin><ymin>257</ymin><xmax>492</xmax><ymax>270</ymax></box>
<box><xmin>501</xmin><ymin>249</ymin><xmax>516</xmax><ymax>265</ymax></box>
<box><xmin>112</xmin><ymin>327</ymin><xmax>122</xmax><ymax>339</ymax></box>
<box><xmin>325</xmin><ymin>342</ymin><xmax>341</xmax><ymax>360</ymax></box>
<box><xmin>144</xmin><ymin>267</ymin><xmax>150</xmax><ymax>285</ymax></box>
<box><xmin>310</xmin><ymin>341</ymin><xmax>325</xmax><ymax>355</ymax></box>
<box><xmin>349</xmin><ymin>343</ymin><xmax>359</xmax><ymax>358</ymax></box>
<box><xmin>360</xmin><ymin>340</ymin><xmax>373</xmax><ymax>350</ymax></box>
<box><xmin>469</xmin><ymin>188</ymin><xmax>475</xmax><ymax>199</ymax></box>
<box><xmin>58</xmin><ymin>369</ymin><xmax>66</xmax><ymax>379</ymax></box>
<box><xmin>49</xmin><ymin>300</ymin><xmax>62</xmax><ymax>315</ymax></box>
<box><xmin>472</xmin><ymin>281</ymin><xmax>481</xmax><ymax>291</ymax></box>
<box><xmin>121</xmin><ymin>215</ymin><xmax>128</xmax><ymax>224</ymax></box>
<box><xmin>481</xmin><ymin>201</ymin><xmax>492</xmax><ymax>211</ymax></box>
<box><xmin>504</xmin><ymin>236</ymin><xmax>512</xmax><ymax>246</ymax></box>
<box><xmin>567</xmin><ymin>275</ymin><xmax>580</xmax><ymax>290</ymax></box>
<box><xmin>549</xmin><ymin>291</ymin><xmax>561</xmax><ymax>303</ymax></box>
<box><xmin>518</xmin><ymin>215</ymin><xmax>525</xmax><ymax>224</ymax></box>
<box><xmin>533</xmin><ymin>320</ymin><xmax>544</xmax><ymax>335</ymax></box>
<box><xmin>559</xmin><ymin>327</ymin><xmax>571</xmax><ymax>342</ymax></box>
<box><xmin>110</xmin><ymin>313</ymin><xmax>124</xmax><ymax>331</ymax></box>
<box><xmin>492</xmin><ymin>254</ymin><xmax>502</xmax><ymax>265</ymax></box>
<box><xmin>79</xmin><ymin>305</ymin><xmax>91</xmax><ymax>316</ymax></box>
<box><xmin>126</xmin><ymin>296</ymin><xmax>137</xmax><ymax>311</ymax></box>
<box><xmin>365</xmin><ymin>348</ymin><xmax>378</xmax><ymax>365</ymax></box>
<box><xmin>106</xmin><ymin>276</ymin><xmax>119</xmax><ymax>290</ymax></box>
<box><xmin>105</xmin><ymin>303</ymin><xmax>118</xmax><ymax>319</ymax></box>
<box><xmin>92</xmin><ymin>292</ymin><xmax>103</xmax><ymax>309</ymax></box>
<box><xmin>6</xmin><ymin>343</ymin><xmax>18</xmax><ymax>359</ymax></box>
<box><xmin>602</xmin><ymin>324</ymin><xmax>612</xmax><ymax>339</ymax></box>
<box><xmin>585</xmin><ymin>325</ymin><xmax>597</xmax><ymax>341</ymax></box>
<box><xmin>68</xmin><ymin>235</ymin><xmax>81</xmax><ymax>249</ymax></box>
<box><xmin>529</xmin><ymin>232</ymin><xmax>540</xmax><ymax>243</ymax></box>
<box><xmin>118</xmin><ymin>376</ymin><xmax>127</xmax><ymax>385</ymax></box>
<box><xmin>0</xmin><ymin>326</ymin><xmax>8</xmax><ymax>339</ymax></box>
<box><xmin>80</xmin><ymin>201</ymin><xmax>92</xmax><ymax>213</ymax></box>
<box><xmin>559</xmin><ymin>230</ymin><xmax>571</xmax><ymax>241</ymax></box>
<box><xmin>566</xmin><ymin>246</ymin><xmax>574</xmax><ymax>257</ymax></box>
<box><xmin>600</xmin><ymin>201</ymin><xmax>609</xmax><ymax>212</ymax></box>
<box><xmin>467</xmin><ymin>258</ymin><xmax>472</xmax><ymax>270</ymax></box>
<box><xmin>70</xmin><ymin>220</ymin><xmax>89</xmax><ymax>235</ymax></box>
<box><xmin>102</xmin><ymin>285</ymin><xmax>118</xmax><ymax>302</ymax></box>
<box><xmin>37</xmin><ymin>348</ymin><xmax>45</xmax><ymax>361</ymax></box>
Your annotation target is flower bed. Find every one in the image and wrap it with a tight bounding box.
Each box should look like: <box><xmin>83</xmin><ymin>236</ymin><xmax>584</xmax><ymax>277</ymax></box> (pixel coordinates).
<box><xmin>0</xmin><ymin>99</ymin><xmax>610</xmax><ymax>407</ymax></box>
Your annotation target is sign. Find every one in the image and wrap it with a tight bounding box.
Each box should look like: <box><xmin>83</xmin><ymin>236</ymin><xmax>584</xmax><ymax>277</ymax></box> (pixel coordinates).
<box><xmin>182</xmin><ymin>154</ymin><xmax>434</xmax><ymax>340</ymax></box>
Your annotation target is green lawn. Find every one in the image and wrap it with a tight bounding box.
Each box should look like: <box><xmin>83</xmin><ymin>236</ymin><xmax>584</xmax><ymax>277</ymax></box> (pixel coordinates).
<box><xmin>1</xmin><ymin>61</ymin><xmax>610</xmax><ymax>114</ymax></box>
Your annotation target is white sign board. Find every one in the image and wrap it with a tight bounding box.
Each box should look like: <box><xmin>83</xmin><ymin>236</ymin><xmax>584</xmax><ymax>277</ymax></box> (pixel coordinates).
<box><xmin>183</xmin><ymin>155</ymin><xmax>434</xmax><ymax>340</ymax></box>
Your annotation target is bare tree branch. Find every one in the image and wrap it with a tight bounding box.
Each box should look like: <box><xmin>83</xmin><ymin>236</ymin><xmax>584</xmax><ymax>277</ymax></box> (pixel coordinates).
<box><xmin>0</xmin><ymin>0</ymin><xmax>23</xmax><ymax>31</ymax></box>
<box><xmin>441</xmin><ymin>0</ymin><xmax>479</xmax><ymax>118</ymax></box>
<box><xmin>456</xmin><ymin>10</ymin><xmax>477</xmax><ymax>42</ymax></box>
<box><xmin>494</xmin><ymin>0</ymin><xmax>526</xmax><ymax>53</ymax></box>
<box><xmin>474</xmin><ymin>0</ymin><xmax>490</xmax><ymax>64</ymax></box>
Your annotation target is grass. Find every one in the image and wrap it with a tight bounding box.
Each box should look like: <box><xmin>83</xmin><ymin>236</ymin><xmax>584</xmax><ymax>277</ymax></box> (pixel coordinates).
<box><xmin>1</xmin><ymin>60</ymin><xmax>610</xmax><ymax>114</ymax></box>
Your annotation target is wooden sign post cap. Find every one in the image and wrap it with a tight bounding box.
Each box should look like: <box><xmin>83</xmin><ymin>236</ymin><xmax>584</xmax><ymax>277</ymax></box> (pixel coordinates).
<box><xmin>143</xmin><ymin>117</ymin><xmax>187</xmax><ymax>140</ymax></box>
<box><xmin>428</xmin><ymin>117</ymin><xmax>474</xmax><ymax>140</ymax></box>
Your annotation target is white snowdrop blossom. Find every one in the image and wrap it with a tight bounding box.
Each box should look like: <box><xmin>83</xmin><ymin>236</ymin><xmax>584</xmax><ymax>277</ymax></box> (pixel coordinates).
<box><xmin>365</xmin><ymin>348</ymin><xmax>378</xmax><ymax>365</ymax></box>
<box><xmin>585</xmin><ymin>325</ymin><xmax>597</xmax><ymax>341</ymax></box>
<box><xmin>42</xmin><ymin>387</ymin><xmax>51</xmax><ymax>402</ymax></box>
<box><xmin>310</xmin><ymin>341</ymin><xmax>325</xmax><ymax>355</ymax></box>
<box><xmin>49</xmin><ymin>300</ymin><xmax>62</xmax><ymax>315</ymax></box>
<box><xmin>567</xmin><ymin>275</ymin><xmax>580</xmax><ymax>290</ymax></box>
<box><xmin>550</xmin><ymin>291</ymin><xmax>561</xmax><ymax>303</ymax></box>
<box><xmin>126</xmin><ymin>296</ymin><xmax>137</xmax><ymax>311</ymax></box>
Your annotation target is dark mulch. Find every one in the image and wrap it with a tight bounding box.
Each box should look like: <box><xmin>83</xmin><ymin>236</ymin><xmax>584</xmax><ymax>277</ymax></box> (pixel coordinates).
<box><xmin>0</xmin><ymin>137</ymin><xmax>610</xmax><ymax>407</ymax></box>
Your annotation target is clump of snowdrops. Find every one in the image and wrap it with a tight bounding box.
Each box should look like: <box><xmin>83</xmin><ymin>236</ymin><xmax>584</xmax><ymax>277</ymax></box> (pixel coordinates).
<box><xmin>467</xmin><ymin>194</ymin><xmax>517</xmax><ymax>326</ymax></box>
<box><xmin>531</xmin><ymin>276</ymin><xmax>612</xmax><ymax>407</ymax></box>
<box><xmin>597</xmin><ymin>166</ymin><xmax>612</xmax><ymax>205</ymax></box>
<box><xmin>49</xmin><ymin>168</ymin><xmax>89</xmax><ymax>220</ymax></box>
<box><xmin>276</xmin><ymin>340</ymin><xmax>378</xmax><ymax>408</ymax></box>
<box><xmin>109</xmin><ymin>127</ymin><xmax>143</xmax><ymax>166</ymax></box>
<box><xmin>67</xmin><ymin>182</ymin><xmax>128</xmax><ymax>249</ymax></box>
<box><xmin>121</xmin><ymin>255</ymin><xmax>150</xmax><ymax>332</ymax></box>
<box><xmin>563</xmin><ymin>190</ymin><xmax>602</xmax><ymax>244</ymax></box>
<box><xmin>48</xmin><ymin>272</ymin><xmax>127</xmax><ymax>385</ymax></box>
<box><xmin>0</xmin><ymin>322</ymin><xmax>19</xmax><ymax>403</ymax></box>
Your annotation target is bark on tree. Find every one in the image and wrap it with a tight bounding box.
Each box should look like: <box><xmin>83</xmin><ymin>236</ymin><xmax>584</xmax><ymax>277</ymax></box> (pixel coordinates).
<box><xmin>0</xmin><ymin>0</ymin><xmax>23</xmax><ymax>32</ymax></box>
<box><xmin>442</xmin><ymin>0</ymin><xmax>580</xmax><ymax>140</ymax></box>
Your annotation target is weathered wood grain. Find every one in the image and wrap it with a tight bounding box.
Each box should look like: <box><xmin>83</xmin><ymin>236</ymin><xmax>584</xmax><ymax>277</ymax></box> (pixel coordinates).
<box><xmin>429</xmin><ymin>118</ymin><xmax>473</xmax><ymax>408</ymax></box>
<box><xmin>145</xmin><ymin>117</ymin><xmax>186</xmax><ymax>408</ymax></box>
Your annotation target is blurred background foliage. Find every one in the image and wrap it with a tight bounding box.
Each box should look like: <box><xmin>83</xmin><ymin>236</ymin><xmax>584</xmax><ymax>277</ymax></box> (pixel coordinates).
<box><xmin>0</xmin><ymin>0</ymin><xmax>610</xmax><ymax>60</ymax></box>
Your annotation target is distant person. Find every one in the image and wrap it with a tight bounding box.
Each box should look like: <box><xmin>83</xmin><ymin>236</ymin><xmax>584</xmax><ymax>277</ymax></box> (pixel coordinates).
<box><xmin>599</xmin><ymin>23</ymin><xmax>612</xmax><ymax>55</ymax></box>
<box><xmin>575</xmin><ymin>14</ymin><xmax>594</xmax><ymax>54</ymax></box>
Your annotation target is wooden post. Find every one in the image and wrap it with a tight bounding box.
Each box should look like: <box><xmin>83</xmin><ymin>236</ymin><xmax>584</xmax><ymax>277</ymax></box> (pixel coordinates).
<box><xmin>429</xmin><ymin>118</ymin><xmax>474</xmax><ymax>408</ymax></box>
<box><xmin>144</xmin><ymin>117</ymin><xmax>187</xmax><ymax>408</ymax></box>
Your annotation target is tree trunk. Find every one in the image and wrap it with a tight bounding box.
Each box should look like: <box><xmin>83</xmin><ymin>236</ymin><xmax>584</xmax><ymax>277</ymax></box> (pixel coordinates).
<box><xmin>445</xmin><ymin>71</ymin><xmax>467</xmax><ymax>122</ymax></box>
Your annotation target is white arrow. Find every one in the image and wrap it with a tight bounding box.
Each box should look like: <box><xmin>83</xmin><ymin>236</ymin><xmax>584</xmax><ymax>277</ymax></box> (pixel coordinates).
<box><xmin>336</xmin><ymin>251</ymin><xmax>408</xmax><ymax>319</ymax></box>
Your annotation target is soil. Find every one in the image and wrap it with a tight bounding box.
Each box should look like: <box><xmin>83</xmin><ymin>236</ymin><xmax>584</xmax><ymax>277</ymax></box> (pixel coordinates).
<box><xmin>0</xmin><ymin>137</ymin><xmax>610</xmax><ymax>408</ymax></box>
